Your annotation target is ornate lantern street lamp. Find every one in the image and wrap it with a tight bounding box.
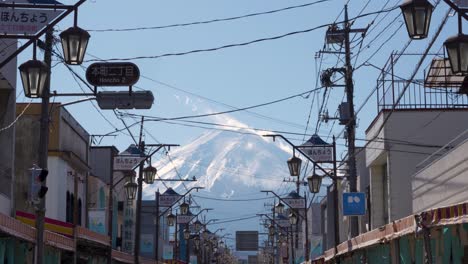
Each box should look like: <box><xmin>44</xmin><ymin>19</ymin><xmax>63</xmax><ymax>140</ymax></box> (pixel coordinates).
<box><xmin>142</xmin><ymin>165</ymin><xmax>157</xmax><ymax>184</ymax></box>
<box><xmin>287</xmin><ymin>155</ymin><xmax>302</xmax><ymax>176</ymax></box>
<box><xmin>194</xmin><ymin>219</ymin><xmax>203</xmax><ymax>232</ymax></box>
<box><xmin>193</xmin><ymin>235</ymin><xmax>200</xmax><ymax>249</ymax></box>
<box><xmin>307</xmin><ymin>174</ymin><xmax>322</xmax><ymax>194</ymax></box>
<box><xmin>167</xmin><ymin>212</ymin><xmax>176</xmax><ymax>226</ymax></box>
<box><xmin>275</xmin><ymin>201</ymin><xmax>285</xmax><ymax>215</ymax></box>
<box><xmin>124</xmin><ymin>181</ymin><xmax>138</xmax><ymax>201</ymax></box>
<box><xmin>203</xmin><ymin>229</ymin><xmax>209</xmax><ymax>240</ymax></box>
<box><xmin>400</xmin><ymin>0</ymin><xmax>434</xmax><ymax>39</ymax></box>
<box><xmin>268</xmin><ymin>224</ymin><xmax>275</xmax><ymax>236</ymax></box>
<box><xmin>289</xmin><ymin>211</ymin><xmax>298</xmax><ymax>225</ymax></box>
<box><xmin>18</xmin><ymin>46</ymin><xmax>49</xmax><ymax>98</ymax></box>
<box><xmin>180</xmin><ymin>201</ymin><xmax>190</xmax><ymax>215</ymax></box>
<box><xmin>184</xmin><ymin>228</ymin><xmax>191</xmax><ymax>240</ymax></box>
<box><xmin>444</xmin><ymin>34</ymin><xmax>468</xmax><ymax>74</ymax></box>
<box><xmin>59</xmin><ymin>10</ymin><xmax>90</xmax><ymax>66</ymax></box>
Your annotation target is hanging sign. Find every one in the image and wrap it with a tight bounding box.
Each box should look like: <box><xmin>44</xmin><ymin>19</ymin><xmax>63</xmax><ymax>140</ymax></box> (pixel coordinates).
<box><xmin>86</xmin><ymin>62</ymin><xmax>140</xmax><ymax>87</ymax></box>
<box><xmin>159</xmin><ymin>194</ymin><xmax>181</xmax><ymax>207</ymax></box>
<box><xmin>113</xmin><ymin>155</ymin><xmax>145</xmax><ymax>171</ymax></box>
<box><xmin>0</xmin><ymin>7</ymin><xmax>64</xmax><ymax>35</ymax></box>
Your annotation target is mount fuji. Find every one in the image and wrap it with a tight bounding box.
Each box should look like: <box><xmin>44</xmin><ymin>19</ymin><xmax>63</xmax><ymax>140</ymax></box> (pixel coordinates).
<box><xmin>142</xmin><ymin>117</ymin><xmax>300</xmax><ymax>247</ymax></box>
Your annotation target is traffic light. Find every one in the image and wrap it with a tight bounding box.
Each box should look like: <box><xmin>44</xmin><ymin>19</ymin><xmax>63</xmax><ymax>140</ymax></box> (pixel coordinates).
<box><xmin>36</xmin><ymin>169</ymin><xmax>49</xmax><ymax>199</ymax></box>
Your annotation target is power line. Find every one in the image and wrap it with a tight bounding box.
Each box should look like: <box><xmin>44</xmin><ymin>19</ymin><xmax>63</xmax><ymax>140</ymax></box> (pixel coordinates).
<box><xmin>118</xmin><ymin>87</ymin><xmax>323</xmax><ymax>122</ymax></box>
<box><xmin>88</xmin><ymin>0</ymin><xmax>330</xmax><ymax>32</ymax></box>
<box><xmin>84</xmin><ymin>6</ymin><xmax>399</xmax><ymax>63</ymax></box>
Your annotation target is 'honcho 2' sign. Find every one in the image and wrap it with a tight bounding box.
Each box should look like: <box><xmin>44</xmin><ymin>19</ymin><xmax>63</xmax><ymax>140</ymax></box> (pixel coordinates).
<box><xmin>86</xmin><ymin>62</ymin><xmax>140</xmax><ymax>87</ymax></box>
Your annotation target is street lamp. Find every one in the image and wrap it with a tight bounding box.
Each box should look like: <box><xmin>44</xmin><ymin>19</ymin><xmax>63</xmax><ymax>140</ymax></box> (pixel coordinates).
<box><xmin>400</xmin><ymin>0</ymin><xmax>433</xmax><ymax>39</ymax></box>
<box><xmin>180</xmin><ymin>201</ymin><xmax>190</xmax><ymax>215</ymax></box>
<box><xmin>307</xmin><ymin>174</ymin><xmax>322</xmax><ymax>194</ymax></box>
<box><xmin>59</xmin><ymin>25</ymin><xmax>90</xmax><ymax>65</ymax></box>
<box><xmin>202</xmin><ymin>229</ymin><xmax>209</xmax><ymax>240</ymax></box>
<box><xmin>289</xmin><ymin>211</ymin><xmax>298</xmax><ymax>225</ymax></box>
<box><xmin>142</xmin><ymin>165</ymin><xmax>157</xmax><ymax>184</ymax></box>
<box><xmin>193</xmin><ymin>235</ymin><xmax>200</xmax><ymax>248</ymax></box>
<box><xmin>268</xmin><ymin>224</ymin><xmax>275</xmax><ymax>236</ymax></box>
<box><xmin>194</xmin><ymin>219</ymin><xmax>203</xmax><ymax>232</ymax></box>
<box><xmin>444</xmin><ymin>34</ymin><xmax>468</xmax><ymax>74</ymax></box>
<box><xmin>124</xmin><ymin>181</ymin><xmax>137</xmax><ymax>201</ymax></box>
<box><xmin>275</xmin><ymin>201</ymin><xmax>285</xmax><ymax>215</ymax></box>
<box><xmin>167</xmin><ymin>212</ymin><xmax>176</xmax><ymax>226</ymax></box>
<box><xmin>287</xmin><ymin>155</ymin><xmax>302</xmax><ymax>176</ymax></box>
<box><xmin>184</xmin><ymin>228</ymin><xmax>191</xmax><ymax>240</ymax></box>
<box><xmin>18</xmin><ymin>58</ymin><xmax>49</xmax><ymax>98</ymax></box>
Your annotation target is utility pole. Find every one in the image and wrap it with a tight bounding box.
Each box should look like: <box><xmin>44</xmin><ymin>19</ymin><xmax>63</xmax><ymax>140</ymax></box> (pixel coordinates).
<box><xmin>343</xmin><ymin>4</ymin><xmax>362</xmax><ymax>238</ymax></box>
<box><xmin>35</xmin><ymin>28</ymin><xmax>53</xmax><ymax>264</ymax></box>
<box><xmin>134</xmin><ymin>116</ymin><xmax>145</xmax><ymax>264</ymax></box>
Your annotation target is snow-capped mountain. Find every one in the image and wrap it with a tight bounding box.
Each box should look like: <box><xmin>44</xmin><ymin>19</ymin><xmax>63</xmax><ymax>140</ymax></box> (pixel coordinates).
<box><xmin>141</xmin><ymin>118</ymin><xmax>301</xmax><ymax>245</ymax></box>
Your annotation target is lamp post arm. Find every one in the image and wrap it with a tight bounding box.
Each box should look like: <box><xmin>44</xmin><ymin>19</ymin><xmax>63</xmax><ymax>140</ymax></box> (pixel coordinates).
<box><xmin>442</xmin><ymin>0</ymin><xmax>468</xmax><ymax>20</ymax></box>
<box><xmin>158</xmin><ymin>187</ymin><xmax>205</xmax><ymax>218</ymax></box>
<box><xmin>261</xmin><ymin>190</ymin><xmax>306</xmax><ymax>221</ymax></box>
<box><xmin>0</xmin><ymin>0</ymin><xmax>88</xmax><ymax>69</ymax></box>
<box><xmin>263</xmin><ymin>134</ymin><xmax>341</xmax><ymax>181</ymax></box>
<box><xmin>257</xmin><ymin>214</ymin><xmax>291</xmax><ymax>234</ymax></box>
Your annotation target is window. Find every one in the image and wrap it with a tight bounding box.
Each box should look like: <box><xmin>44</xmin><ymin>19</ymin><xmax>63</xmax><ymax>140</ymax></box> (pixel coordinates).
<box><xmin>382</xmin><ymin>163</ymin><xmax>389</xmax><ymax>224</ymax></box>
<box><xmin>78</xmin><ymin>199</ymin><xmax>82</xmax><ymax>226</ymax></box>
<box><xmin>66</xmin><ymin>192</ymin><xmax>70</xmax><ymax>222</ymax></box>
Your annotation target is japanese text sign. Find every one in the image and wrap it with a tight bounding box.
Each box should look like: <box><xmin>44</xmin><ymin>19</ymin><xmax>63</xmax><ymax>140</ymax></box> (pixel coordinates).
<box><xmin>0</xmin><ymin>8</ymin><xmax>64</xmax><ymax>35</ymax></box>
<box><xmin>113</xmin><ymin>155</ymin><xmax>145</xmax><ymax>171</ymax></box>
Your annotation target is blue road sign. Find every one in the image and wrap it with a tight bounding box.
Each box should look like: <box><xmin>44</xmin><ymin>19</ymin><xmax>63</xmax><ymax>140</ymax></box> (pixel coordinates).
<box><xmin>343</xmin><ymin>192</ymin><xmax>366</xmax><ymax>216</ymax></box>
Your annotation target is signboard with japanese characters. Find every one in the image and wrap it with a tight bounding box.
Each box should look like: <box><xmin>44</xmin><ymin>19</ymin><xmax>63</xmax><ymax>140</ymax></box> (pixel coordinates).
<box><xmin>283</xmin><ymin>198</ymin><xmax>306</xmax><ymax>209</ymax></box>
<box><xmin>299</xmin><ymin>145</ymin><xmax>333</xmax><ymax>163</ymax></box>
<box><xmin>0</xmin><ymin>8</ymin><xmax>64</xmax><ymax>35</ymax></box>
<box><xmin>177</xmin><ymin>215</ymin><xmax>194</xmax><ymax>224</ymax></box>
<box><xmin>86</xmin><ymin>62</ymin><xmax>140</xmax><ymax>87</ymax></box>
<box><xmin>159</xmin><ymin>194</ymin><xmax>181</xmax><ymax>207</ymax></box>
<box><xmin>113</xmin><ymin>155</ymin><xmax>145</xmax><ymax>171</ymax></box>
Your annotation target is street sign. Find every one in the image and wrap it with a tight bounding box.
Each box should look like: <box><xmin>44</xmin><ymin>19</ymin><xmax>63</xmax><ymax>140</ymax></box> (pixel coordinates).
<box><xmin>298</xmin><ymin>134</ymin><xmax>333</xmax><ymax>162</ymax></box>
<box><xmin>177</xmin><ymin>215</ymin><xmax>194</xmax><ymax>224</ymax></box>
<box><xmin>159</xmin><ymin>194</ymin><xmax>181</xmax><ymax>207</ymax></box>
<box><xmin>86</xmin><ymin>62</ymin><xmax>140</xmax><ymax>87</ymax></box>
<box><xmin>0</xmin><ymin>7</ymin><xmax>64</xmax><ymax>35</ymax></box>
<box><xmin>113</xmin><ymin>155</ymin><xmax>145</xmax><ymax>171</ymax></box>
<box><xmin>236</xmin><ymin>231</ymin><xmax>259</xmax><ymax>251</ymax></box>
<box><xmin>343</xmin><ymin>192</ymin><xmax>366</xmax><ymax>216</ymax></box>
<box><xmin>282</xmin><ymin>198</ymin><xmax>305</xmax><ymax>209</ymax></box>
<box><xmin>96</xmin><ymin>91</ymin><xmax>154</xmax><ymax>110</ymax></box>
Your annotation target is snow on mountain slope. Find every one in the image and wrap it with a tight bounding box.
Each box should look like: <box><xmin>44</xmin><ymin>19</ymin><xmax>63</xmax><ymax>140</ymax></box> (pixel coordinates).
<box><xmin>141</xmin><ymin>117</ymin><xmax>307</xmax><ymax>247</ymax></box>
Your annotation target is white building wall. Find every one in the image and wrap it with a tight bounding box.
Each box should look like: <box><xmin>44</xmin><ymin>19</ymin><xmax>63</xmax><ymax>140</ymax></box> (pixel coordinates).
<box><xmin>366</xmin><ymin>110</ymin><xmax>468</xmax><ymax>227</ymax></box>
<box><xmin>46</xmin><ymin>156</ymin><xmax>86</xmax><ymax>224</ymax></box>
<box><xmin>0</xmin><ymin>193</ymin><xmax>10</xmax><ymax>215</ymax></box>
<box><xmin>412</xmin><ymin>137</ymin><xmax>468</xmax><ymax>212</ymax></box>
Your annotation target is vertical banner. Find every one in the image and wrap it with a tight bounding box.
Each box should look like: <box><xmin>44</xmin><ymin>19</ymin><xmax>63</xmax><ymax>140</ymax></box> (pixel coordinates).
<box><xmin>140</xmin><ymin>234</ymin><xmax>154</xmax><ymax>253</ymax></box>
<box><xmin>163</xmin><ymin>245</ymin><xmax>174</xmax><ymax>260</ymax></box>
<box><xmin>123</xmin><ymin>200</ymin><xmax>135</xmax><ymax>254</ymax></box>
<box><xmin>88</xmin><ymin>209</ymin><xmax>106</xmax><ymax>234</ymax></box>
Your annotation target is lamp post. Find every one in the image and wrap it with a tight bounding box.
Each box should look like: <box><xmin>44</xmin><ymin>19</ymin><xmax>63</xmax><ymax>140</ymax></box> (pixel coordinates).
<box><xmin>400</xmin><ymin>0</ymin><xmax>468</xmax><ymax>74</ymax></box>
<box><xmin>132</xmin><ymin>140</ymin><xmax>179</xmax><ymax>264</ymax></box>
<box><xmin>261</xmin><ymin>190</ymin><xmax>308</xmax><ymax>263</ymax></box>
<box><xmin>154</xmin><ymin>187</ymin><xmax>203</xmax><ymax>261</ymax></box>
<box><xmin>264</xmin><ymin>134</ymin><xmax>342</xmax><ymax>262</ymax></box>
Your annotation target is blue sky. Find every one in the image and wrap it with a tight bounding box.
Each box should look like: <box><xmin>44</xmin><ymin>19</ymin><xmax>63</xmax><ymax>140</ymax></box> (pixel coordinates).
<box><xmin>15</xmin><ymin>0</ymin><xmax>462</xmax><ymax>153</ymax></box>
